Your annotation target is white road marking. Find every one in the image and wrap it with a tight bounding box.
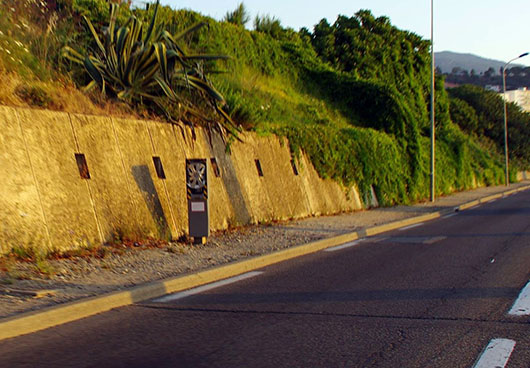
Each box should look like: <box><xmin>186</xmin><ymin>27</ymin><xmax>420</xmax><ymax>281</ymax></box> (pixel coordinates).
<box><xmin>422</xmin><ymin>236</ymin><xmax>447</xmax><ymax>244</ymax></box>
<box><xmin>472</xmin><ymin>338</ymin><xmax>516</xmax><ymax>368</ymax></box>
<box><xmin>442</xmin><ymin>213</ymin><xmax>457</xmax><ymax>219</ymax></box>
<box><xmin>324</xmin><ymin>240</ymin><xmax>363</xmax><ymax>252</ymax></box>
<box><xmin>153</xmin><ymin>271</ymin><xmax>263</xmax><ymax>303</ymax></box>
<box><xmin>398</xmin><ymin>223</ymin><xmax>424</xmax><ymax>231</ymax></box>
<box><xmin>508</xmin><ymin>280</ymin><xmax>530</xmax><ymax>316</ymax></box>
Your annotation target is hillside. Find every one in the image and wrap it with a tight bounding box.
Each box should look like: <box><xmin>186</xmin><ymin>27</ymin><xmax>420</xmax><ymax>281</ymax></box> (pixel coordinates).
<box><xmin>436</xmin><ymin>51</ymin><xmax>530</xmax><ymax>91</ymax></box>
<box><xmin>1</xmin><ymin>0</ymin><xmax>525</xmax><ymax>208</ymax></box>
<box><xmin>435</xmin><ymin>51</ymin><xmax>524</xmax><ymax>74</ymax></box>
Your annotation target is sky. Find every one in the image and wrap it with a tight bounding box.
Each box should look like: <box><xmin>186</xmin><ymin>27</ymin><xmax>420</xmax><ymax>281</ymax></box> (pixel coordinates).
<box><xmin>159</xmin><ymin>0</ymin><xmax>530</xmax><ymax>67</ymax></box>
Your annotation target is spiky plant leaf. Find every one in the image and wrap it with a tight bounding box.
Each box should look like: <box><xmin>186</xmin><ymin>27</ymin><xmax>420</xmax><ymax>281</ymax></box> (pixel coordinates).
<box><xmin>83</xmin><ymin>16</ymin><xmax>106</xmax><ymax>56</ymax></box>
<box><xmin>173</xmin><ymin>22</ymin><xmax>208</xmax><ymax>41</ymax></box>
<box><xmin>143</xmin><ymin>0</ymin><xmax>160</xmax><ymax>44</ymax></box>
<box><xmin>61</xmin><ymin>46</ymin><xmax>85</xmax><ymax>64</ymax></box>
<box><xmin>62</xmin><ymin>0</ymin><xmax>238</xmax><ymax>140</ymax></box>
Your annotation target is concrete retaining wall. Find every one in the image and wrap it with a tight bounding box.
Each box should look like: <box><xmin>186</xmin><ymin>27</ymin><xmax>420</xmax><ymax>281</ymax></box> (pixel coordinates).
<box><xmin>0</xmin><ymin>106</ymin><xmax>363</xmax><ymax>253</ymax></box>
<box><xmin>517</xmin><ymin>171</ymin><xmax>530</xmax><ymax>181</ymax></box>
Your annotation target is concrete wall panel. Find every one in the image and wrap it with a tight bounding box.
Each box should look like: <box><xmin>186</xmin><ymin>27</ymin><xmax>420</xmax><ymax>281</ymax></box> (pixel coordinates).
<box><xmin>0</xmin><ymin>107</ymin><xmax>48</xmax><ymax>253</ymax></box>
<box><xmin>111</xmin><ymin>117</ymin><xmax>176</xmax><ymax>240</ymax></box>
<box><xmin>206</xmin><ymin>131</ymin><xmax>253</xmax><ymax>228</ymax></box>
<box><xmin>253</xmin><ymin>135</ymin><xmax>310</xmax><ymax>220</ymax></box>
<box><xmin>275</xmin><ymin>146</ymin><xmax>315</xmax><ymax>219</ymax></box>
<box><xmin>517</xmin><ymin>171</ymin><xmax>530</xmax><ymax>181</ymax></box>
<box><xmin>145</xmin><ymin>122</ymin><xmax>188</xmax><ymax>237</ymax></box>
<box><xmin>205</xmin><ymin>130</ymin><xmax>253</xmax><ymax>229</ymax></box>
<box><xmin>16</xmin><ymin>109</ymin><xmax>100</xmax><ymax>252</ymax></box>
<box><xmin>229</xmin><ymin>133</ymin><xmax>275</xmax><ymax>223</ymax></box>
<box><xmin>70</xmin><ymin>114</ymin><xmax>144</xmax><ymax>241</ymax></box>
<box><xmin>296</xmin><ymin>153</ymin><xmax>337</xmax><ymax>215</ymax></box>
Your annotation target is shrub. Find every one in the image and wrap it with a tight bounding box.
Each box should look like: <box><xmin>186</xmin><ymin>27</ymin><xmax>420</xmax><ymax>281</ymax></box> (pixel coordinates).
<box><xmin>62</xmin><ymin>1</ymin><xmax>240</xmax><ymax>139</ymax></box>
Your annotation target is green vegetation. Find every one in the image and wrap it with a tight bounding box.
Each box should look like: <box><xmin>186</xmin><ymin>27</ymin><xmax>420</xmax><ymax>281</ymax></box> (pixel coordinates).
<box><xmin>223</xmin><ymin>3</ymin><xmax>250</xmax><ymax>27</ymax></box>
<box><xmin>2</xmin><ymin>245</ymin><xmax>56</xmax><ymax>277</ymax></box>
<box><xmin>448</xmin><ymin>85</ymin><xmax>530</xmax><ymax>170</ymax></box>
<box><xmin>1</xmin><ymin>0</ymin><xmax>526</xmax><ymax>208</ymax></box>
<box><xmin>62</xmin><ymin>1</ymin><xmax>239</xmax><ymax>139</ymax></box>
<box><xmin>254</xmin><ymin>15</ymin><xmax>284</xmax><ymax>39</ymax></box>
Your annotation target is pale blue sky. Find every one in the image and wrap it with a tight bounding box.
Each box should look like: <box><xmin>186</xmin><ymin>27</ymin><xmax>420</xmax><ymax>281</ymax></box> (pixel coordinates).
<box><xmin>159</xmin><ymin>0</ymin><xmax>530</xmax><ymax>67</ymax></box>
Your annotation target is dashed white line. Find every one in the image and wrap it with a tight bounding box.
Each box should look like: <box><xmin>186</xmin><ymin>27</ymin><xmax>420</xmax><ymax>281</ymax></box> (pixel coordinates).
<box><xmin>472</xmin><ymin>338</ymin><xmax>516</xmax><ymax>368</ymax></box>
<box><xmin>422</xmin><ymin>236</ymin><xmax>447</xmax><ymax>244</ymax></box>
<box><xmin>153</xmin><ymin>271</ymin><xmax>263</xmax><ymax>303</ymax></box>
<box><xmin>508</xmin><ymin>280</ymin><xmax>530</xmax><ymax>316</ymax></box>
<box><xmin>324</xmin><ymin>240</ymin><xmax>363</xmax><ymax>252</ymax></box>
<box><xmin>398</xmin><ymin>223</ymin><xmax>424</xmax><ymax>231</ymax></box>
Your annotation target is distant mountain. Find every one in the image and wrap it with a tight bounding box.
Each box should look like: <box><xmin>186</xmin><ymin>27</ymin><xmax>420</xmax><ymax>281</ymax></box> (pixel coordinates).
<box><xmin>434</xmin><ymin>51</ymin><xmax>522</xmax><ymax>75</ymax></box>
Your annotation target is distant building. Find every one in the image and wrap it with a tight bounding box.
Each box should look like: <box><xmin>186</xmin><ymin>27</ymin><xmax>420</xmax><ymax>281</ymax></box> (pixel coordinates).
<box><xmin>485</xmin><ymin>85</ymin><xmax>501</xmax><ymax>92</ymax></box>
<box><xmin>501</xmin><ymin>87</ymin><xmax>530</xmax><ymax>112</ymax></box>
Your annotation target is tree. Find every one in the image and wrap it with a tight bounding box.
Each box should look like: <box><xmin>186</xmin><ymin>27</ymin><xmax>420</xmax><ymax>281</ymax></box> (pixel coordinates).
<box><xmin>223</xmin><ymin>3</ymin><xmax>250</xmax><ymax>27</ymax></box>
<box><xmin>254</xmin><ymin>14</ymin><xmax>283</xmax><ymax>39</ymax></box>
<box><xmin>451</xmin><ymin>67</ymin><xmax>463</xmax><ymax>75</ymax></box>
<box><xmin>311</xmin><ymin>19</ymin><xmax>335</xmax><ymax>64</ymax></box>
<box><xmin>484</xmin><ymin>67</ymin><xmax>495</xmax><ymax>78</ymax></box>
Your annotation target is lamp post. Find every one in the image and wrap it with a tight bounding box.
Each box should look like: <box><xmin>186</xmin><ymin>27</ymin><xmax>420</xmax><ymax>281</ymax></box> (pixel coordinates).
<box><xmin>502</xmin><ymin>52</ymin><xmax>529</xmax><ymax>186</ymax></box>
<box><xmin>430</xmin><ymin>0</ymin><xmax>435</xmax><ymax>202</ymax></box>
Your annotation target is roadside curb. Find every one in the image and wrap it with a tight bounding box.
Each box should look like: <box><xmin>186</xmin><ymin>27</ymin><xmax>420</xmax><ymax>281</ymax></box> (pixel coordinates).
<box><xmin>1</xmin><ymin>184</ymin><xmax>529</xmax><ymax>341</ymax></box>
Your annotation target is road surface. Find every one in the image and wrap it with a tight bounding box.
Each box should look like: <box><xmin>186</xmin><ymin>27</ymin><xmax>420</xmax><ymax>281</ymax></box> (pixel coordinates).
<box><xmin>1</xmin><ymin>190</ymin><xmax>529</xmax><ymax>367</ymax></box>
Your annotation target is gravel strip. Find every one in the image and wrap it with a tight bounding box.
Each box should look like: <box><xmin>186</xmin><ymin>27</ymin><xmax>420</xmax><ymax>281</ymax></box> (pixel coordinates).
<box><xmin>0</xmin><ymin>182</ymin><xmax>527</xmax><ymax>319</ymax></box>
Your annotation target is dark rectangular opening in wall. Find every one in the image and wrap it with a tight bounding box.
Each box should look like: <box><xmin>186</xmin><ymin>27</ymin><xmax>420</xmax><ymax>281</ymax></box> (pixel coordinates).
<box><xmin>290</xmin><ymin>159</ymin><xmax>299</xmax><ymax>176</ymax></box>
<box><xmin>255</xmin><ymin>159</ymin><xmax>264</xmax><ymax>177</ymax></box>
<box><xmin>210</xmin><ymin>157</ymin><xmax>221</xmax><ymax>177</ymax></box>
<box><xmin>75</xmin><ymin>153</ymin><xmax>90</xmax><ymax>179</ymax></box>
<box><xmin>152</xmin><ymin>156</ymin><xmax>166</xmax><ymax>179</ymax></box>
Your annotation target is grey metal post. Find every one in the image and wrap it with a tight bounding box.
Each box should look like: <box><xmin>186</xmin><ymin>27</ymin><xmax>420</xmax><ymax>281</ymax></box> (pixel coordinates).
<box><xmin>502</xmin><ymin>52</ymin><xmax>529</xmax><ymax>186</ymax></box>
<box><xmin>430</xmin><ymin>0</ymin><xmax>436</xmax><ymax>202</ymax></box>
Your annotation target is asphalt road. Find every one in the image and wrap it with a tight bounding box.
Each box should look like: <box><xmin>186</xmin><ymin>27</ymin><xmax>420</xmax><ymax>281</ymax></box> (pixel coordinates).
<box><xmin>1</xmin><ymin>191</ymin><xmax>529</xmax><ymax>368</ymax></box>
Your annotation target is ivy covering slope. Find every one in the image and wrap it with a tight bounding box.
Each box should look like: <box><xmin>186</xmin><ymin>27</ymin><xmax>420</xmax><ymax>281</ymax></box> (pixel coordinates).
<box><xmin>1</xmin><ymin>0</ymin><xmax>516</xmax><ymax>207</ymax></box>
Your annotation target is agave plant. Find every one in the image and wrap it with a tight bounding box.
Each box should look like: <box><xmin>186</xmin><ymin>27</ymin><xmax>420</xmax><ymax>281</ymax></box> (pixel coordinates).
<box><xmin>62</xmin><ymin>1</ymin><xmax>240</xmax><ymax>140</ymax></box>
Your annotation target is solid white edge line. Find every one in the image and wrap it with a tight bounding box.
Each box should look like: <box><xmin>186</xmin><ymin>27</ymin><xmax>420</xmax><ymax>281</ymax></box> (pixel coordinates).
<box><xmin>153</xmin><ymin>271</ymin><xmax>263</xmax><ymax>303</ymax></box>
<box><xmin>398</xmin><ymin>223</ymin><xmax>424</xmax><ymax>231</ymax></box>
<box><xmin>442</xmin><ymin>213</ymin><xmax>457</xmax><ymax>219</ymax></box>
<box><xmin>508</xmin><ymin>280</ymin><xmax>530</xmax><ymax>316</ymax></box>
<box><xmin>472</xmin><ymin>338</ymin><xmax>516</xmax><ymax>368</ymax></box>
<box><xmin>324</xmin><ymin>240</ymin><xmax>363</xmax><ymax>252</ymax></box>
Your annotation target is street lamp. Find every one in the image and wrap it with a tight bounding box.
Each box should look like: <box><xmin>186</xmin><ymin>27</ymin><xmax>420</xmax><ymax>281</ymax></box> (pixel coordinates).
<box><xmin>430</xmin><ymin>0</ymin><xmax>435</xmax><ymax>202</ymax></box>
<box><xmin>502</xmin><ymin>52</ymin><xmax>529</xmax><ymax>186</ymax></box>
